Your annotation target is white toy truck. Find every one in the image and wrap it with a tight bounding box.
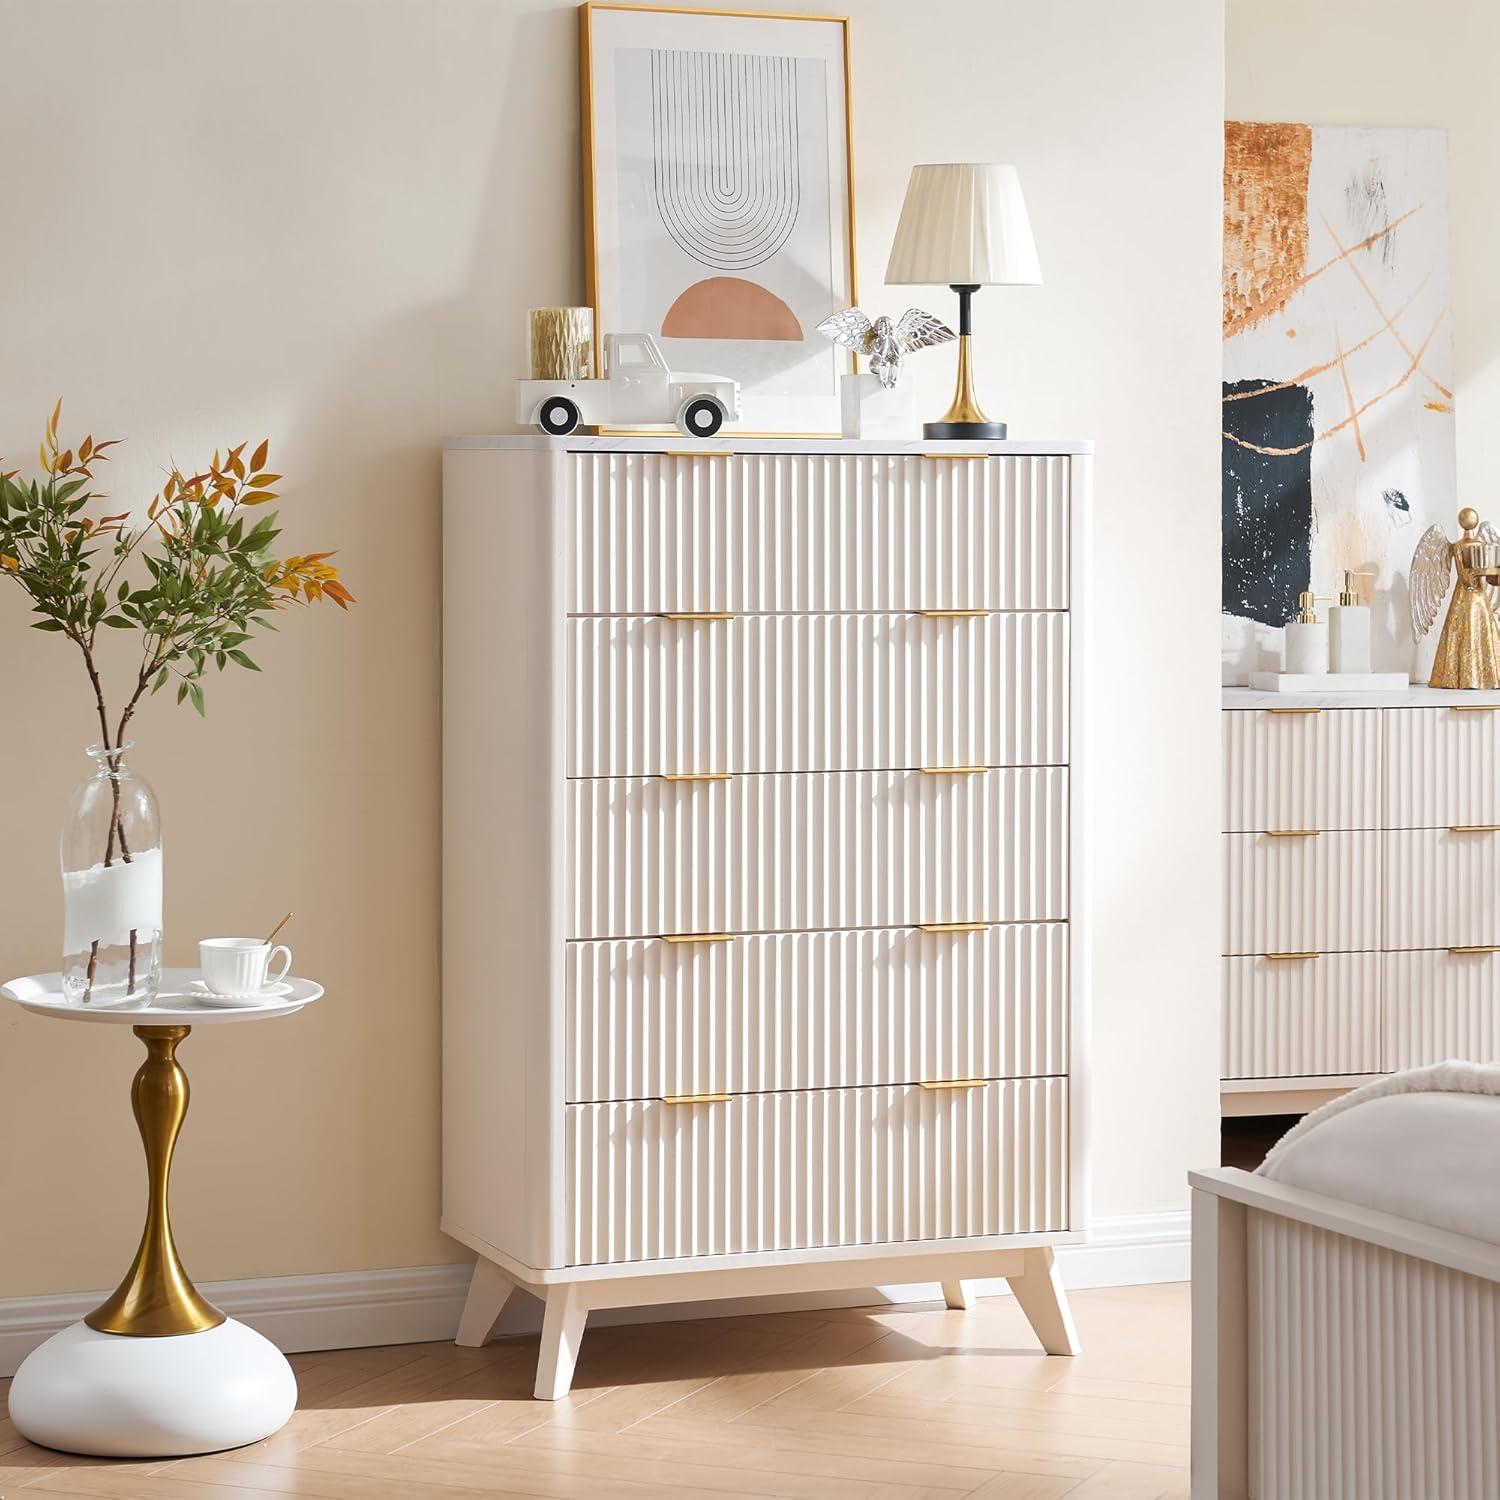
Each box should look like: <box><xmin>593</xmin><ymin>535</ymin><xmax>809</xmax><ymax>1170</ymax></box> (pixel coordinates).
<box><xmin>517</xmin><ymin>333</ymin><xmax>740</xmax><ymax>438</ymax></box>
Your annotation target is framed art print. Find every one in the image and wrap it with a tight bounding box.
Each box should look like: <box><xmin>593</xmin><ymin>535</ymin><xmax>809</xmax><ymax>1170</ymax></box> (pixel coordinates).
<box><xmin>580</xmin><ymin>3</ymin><xmax>858</xmax><ymax>436</ymax></box>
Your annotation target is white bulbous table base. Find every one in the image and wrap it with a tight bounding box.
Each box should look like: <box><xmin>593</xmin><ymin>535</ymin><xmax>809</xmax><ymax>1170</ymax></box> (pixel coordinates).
<box><xmin>9</xmin><ymin>1319</ymin><xmax>297</xmax><ymax>1458</ymax></box>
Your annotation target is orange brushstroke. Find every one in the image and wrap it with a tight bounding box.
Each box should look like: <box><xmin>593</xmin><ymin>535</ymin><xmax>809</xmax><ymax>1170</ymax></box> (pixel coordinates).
<box><xmin>1318</xmin><ymin>212</ymin><xmax>1454</xmax><ymax>401</ymax></box>
<box><xmin>1224</xmin><ymin>308</ymin><xmax>1448</xmax><ymax>456</ymax></box>
<box><xmin>1333</xmin><ymin>329</ymin><xmax>1366</xmax><ymax>462</ymax></box>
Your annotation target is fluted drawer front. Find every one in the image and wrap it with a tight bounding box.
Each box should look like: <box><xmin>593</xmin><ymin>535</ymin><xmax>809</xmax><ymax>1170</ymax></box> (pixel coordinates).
<box><xmin>1384</xmin><ymin>948</ymin><xmax>1500</xmax><ymax>1069</ymax></box>
<box><xmin>1222</xmin><ymin>709</ymin><xmax>1378</xmax><ymax>832</ymax></box>
<box><xmin>568</xmin><ymin>452</ymin><xmax>1070</xmax><ymax>614</ymax></box>
<box><xmin>566</xmin><ymin>1078</ymin><xmax>1069</xmax><ymax>1265</ymax></box>
<box><xmin>567</xmin><ymin>769</ymin><xmax>1069</xmax><ymax>940</ymax></box>
<box><xmin>1382</xmin><ymin>828</ymin><xmax>1500</xmax><ymax>950</ymax></box>
<box><xmin>568</xmin><ymin>612</ymin><xmax>1068</xmax><ymax>778</ymax></box>
<box><xmin>1222</xmin><ymin>832</ymin><xmax>1380</xmax><ymax>955</ymax></box>
<box><xmin>1222</xmin><ymin>954</ymin><xmax>1381</xmax><ymax>1078</ymax></box>
<box><xmin>1384</xmin><ymin>705</ymin><xmax>1500</xmax><ymax>828</ymax></box>
<box><xmin>567</xmin><ymin>923</ymin><xmax>1068</xmax><ymax>1102</ymax></box>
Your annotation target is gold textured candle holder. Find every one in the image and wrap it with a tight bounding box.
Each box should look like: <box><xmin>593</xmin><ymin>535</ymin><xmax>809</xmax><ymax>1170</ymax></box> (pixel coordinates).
<box><xmin>528</xmin><ymin>307</ymin><xmax>593</xmax><ymax>382</ymax></box>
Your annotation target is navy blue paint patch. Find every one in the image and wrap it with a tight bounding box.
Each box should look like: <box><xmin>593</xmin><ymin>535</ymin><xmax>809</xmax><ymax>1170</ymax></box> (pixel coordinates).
<box><xmin>1222</xmin><ymin>379</ymin><xmax>1315</xmax><ymax>627</ymax></box>
<box><xmin>1383</xmin><ymin>487</ymin><xmax>1410</xmax><ymax>517</ymax></box>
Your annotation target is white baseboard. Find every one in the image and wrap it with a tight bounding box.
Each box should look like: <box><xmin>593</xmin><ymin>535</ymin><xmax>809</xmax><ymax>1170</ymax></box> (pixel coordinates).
<box><xmin>0</xmin><ymin>1210</ymin><xmax>1189</xmax><ymax>1378</ymax></box>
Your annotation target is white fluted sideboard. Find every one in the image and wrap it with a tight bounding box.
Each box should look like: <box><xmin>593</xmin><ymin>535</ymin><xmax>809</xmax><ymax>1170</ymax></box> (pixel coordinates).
<box><xmin>443</xmin><ymin>436</ymin><xmax>1092</xmax><ymax>1397</ymax></box>
<box><xmin>1223</xmin><ymin>685</ymin><xmax>1500</xmax><ymax>1115</ymax></box>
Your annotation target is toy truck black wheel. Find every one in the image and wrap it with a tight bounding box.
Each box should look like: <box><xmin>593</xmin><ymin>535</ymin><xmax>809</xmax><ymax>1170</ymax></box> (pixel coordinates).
<box><xmin>678</xmin><ymin>396</ymin><xmax>726</xmax><ymax>438</ymax></box>
<box><xmin>538</xmin><ymin>397</ymin><xmax>581</xmax><ymax>435</ymax></box>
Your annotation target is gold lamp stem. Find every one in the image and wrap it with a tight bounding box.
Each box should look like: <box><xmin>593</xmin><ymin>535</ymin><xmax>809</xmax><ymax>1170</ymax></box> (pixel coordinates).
<box><xmin>940</xmin><ymin>336</ymin><xmax>989</xmax><ymax>427</ymax></box>
<box><xmin>925</xmin><ymin>284</ymin><xmax>1008</xmax><ymax>441</ymax></box>
<box><xmin>85</xmin><ymin>1025</ymin><xmax>225</xmax><ymax>1337</ymax></box>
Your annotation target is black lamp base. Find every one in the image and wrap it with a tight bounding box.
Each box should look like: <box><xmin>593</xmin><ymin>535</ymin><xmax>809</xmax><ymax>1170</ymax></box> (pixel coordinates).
<box><xmin>924</xmin><ymin>419</ymin><xmax>1008</xmax><ymax>441</ymax></box>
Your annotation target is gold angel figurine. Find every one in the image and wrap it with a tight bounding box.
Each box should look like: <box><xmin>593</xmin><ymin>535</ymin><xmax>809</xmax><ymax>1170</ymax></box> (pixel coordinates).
<box><xmin>1411</xmin><ymin>507</ymin><xmax>1500</xmax><ymax>689</ymax></box>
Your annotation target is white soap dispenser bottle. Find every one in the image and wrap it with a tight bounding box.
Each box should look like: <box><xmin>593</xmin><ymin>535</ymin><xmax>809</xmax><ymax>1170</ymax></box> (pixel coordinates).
<box><xmin>1284</xmin><ymin>590</ymin><xmax>1329</xmax><ymax>676</ymax></box>
<box><xmin>1329</xmin><ymin>569</ymin><xmax>1373</xmax><ymax>674</ymax></box>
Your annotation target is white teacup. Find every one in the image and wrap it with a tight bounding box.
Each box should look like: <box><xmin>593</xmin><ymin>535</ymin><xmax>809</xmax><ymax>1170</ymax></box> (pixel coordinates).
<box><xmin>199</xmin><ymin>937</ymin><xmax>292</xmax><ymax>998</ymax></box>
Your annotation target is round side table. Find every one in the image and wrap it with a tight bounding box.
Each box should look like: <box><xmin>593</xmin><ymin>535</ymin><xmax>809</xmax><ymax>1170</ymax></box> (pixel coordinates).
<box><xmin>1</xmin><ymin>966</ymin><xmax>324</xmax><ymax>1458</ymax></box>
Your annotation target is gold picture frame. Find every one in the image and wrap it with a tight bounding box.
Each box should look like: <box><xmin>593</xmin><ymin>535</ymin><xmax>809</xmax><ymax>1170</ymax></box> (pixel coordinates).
<box><xmin>579</xmin><ymin>2</ymin><xmax>859</xmax><ymax>437</ymax></box>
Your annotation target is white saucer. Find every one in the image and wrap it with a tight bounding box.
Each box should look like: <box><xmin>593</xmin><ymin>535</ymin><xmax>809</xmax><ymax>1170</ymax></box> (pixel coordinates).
<box><xmin>187</xmin><ymin>979</ymin><xmax>294</xmax><ymax>1007</ymax></box>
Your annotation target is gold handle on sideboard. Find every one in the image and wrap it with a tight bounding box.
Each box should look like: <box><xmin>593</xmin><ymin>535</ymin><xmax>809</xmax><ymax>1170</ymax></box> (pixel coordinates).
<box><xmin>659</xmin><ymin>611</ymin><xmax>734</xmax><ymax>621</ymax></box>
<box><xmin>918</xmin><ymin>608</ymin><xmax>991</xmax><ymax>618</ymax></box>
<box><xmin>918</xmin><ymin>1079</ymin><xmax>990</xmax><ymax>1091</ymax></box>
<box><xmin>918</xmin><ymin>922</ymin><xmax>991</xmax><ymax>933</ymax></box>
<box><xmin>1449</xmin><ymin>825</ymin><xmax>1500</xmax><ymax>834</ymax></box>
<box><xmin>1450</xmin><ymin>705</ymin><xmax>1500</xmax><ymax>712</ymax></box>
<box><xmin>1450</xmin><ymin>945</ymin><xmax>1500</xmax><ymax>955</ymax></box>
<box><xmin>1265</xmin><ymin>829</ymin><xmax>1320</xmax><ymax>838</ymax></box>
<box><xmin>919</xmin><ymin>765</ymin><xmax>988</xmax><ymax>776</ymax></box>
<box><xmin>661</xmin><ymin>451</ymin><xmax>737</xmax><ymax>460</ymax></box>
<box><xmin>1264</xmin><ymin>952</ymin><xmax>1320</xmax><ymax>961</ymax></box>
<box><xmin>920</xmin><ymin>453</ymin><xmax>987</xmax><ymax>461</ymax></box>
<box><xmin>660</xmin><ymin>1093</ymin><xmax>733</xmax><ymax>1105</ymax></box>
<box><xmin>1266</xmin><ymin>707</ymin><xmax>1321</xmax><ymax>715</ymax></box>
<box><xmin>660</xmin><ymin>772</ymin><xmax>733</xmax><ymax>782</ymax></box>
<box><xmin>659</xmin><ymin>932</ymin><xmax>735</xmax><ymax>945</ymax></box>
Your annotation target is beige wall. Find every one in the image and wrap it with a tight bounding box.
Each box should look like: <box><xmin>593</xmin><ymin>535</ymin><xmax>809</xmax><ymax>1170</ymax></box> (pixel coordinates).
<box><xmin>0</xmin><ymin>0</ymin><xmax>1223</xmax><ymax>1302</ymax></box>
<box><xmin>1227</xmin><ymin>0</ymin><xmax>1500</xmax><ymax>529</ymax></box>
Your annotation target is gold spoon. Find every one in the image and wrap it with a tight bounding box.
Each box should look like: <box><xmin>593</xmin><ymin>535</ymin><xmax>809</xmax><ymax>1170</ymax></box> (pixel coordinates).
<box><xmin>264</xmin><ymin>911</ymin><xmax>293</xmax><ymax>945</ymax></box>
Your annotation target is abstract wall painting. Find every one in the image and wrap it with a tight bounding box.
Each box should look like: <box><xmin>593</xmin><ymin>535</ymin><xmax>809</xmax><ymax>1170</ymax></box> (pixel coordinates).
<box><xmin>1221</xmin><ymin>123</ymin><xmax>1455</xmax><ymax>682</ymax></box>
<box><xmin>581</xmin><ymin>4</ymin><xmax>856</xmax><ymax>434</ymax></box>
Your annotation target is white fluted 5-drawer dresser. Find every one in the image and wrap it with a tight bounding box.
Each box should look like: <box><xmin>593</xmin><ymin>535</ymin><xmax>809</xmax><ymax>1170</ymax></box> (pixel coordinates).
<box><xmin>443</xmin><ymin>435</ymin><xmax>1092</xmax><ymax>1397</ymax></box>
<box><xmin>1223</xmin><ymin>685</ymin><xmax>1500</xmax><ymax>1116</ymax></box>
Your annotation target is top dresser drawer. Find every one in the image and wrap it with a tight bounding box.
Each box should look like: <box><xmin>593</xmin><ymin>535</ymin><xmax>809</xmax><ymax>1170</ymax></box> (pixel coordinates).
<box><xmin>1384</xmin><ymin>705</ymin><xmax>1500</xmax><ymax>828</ymax></box>
<box><xmin>568</xmin><ymin>451</ymin><xmax>1070</xmax><ymax>615</ymax></box>
<box><xmin>1223</xmin><ymin>708</ymin><xmax>1379</xmax><ymax>832</ymax></box>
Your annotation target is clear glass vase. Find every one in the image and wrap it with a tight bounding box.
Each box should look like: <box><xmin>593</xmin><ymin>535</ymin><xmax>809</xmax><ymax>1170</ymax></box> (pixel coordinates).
<box><xmin>60</xmin><ymin>743</ymin><xmax>163</xmax><ymax>1006</ymax></box>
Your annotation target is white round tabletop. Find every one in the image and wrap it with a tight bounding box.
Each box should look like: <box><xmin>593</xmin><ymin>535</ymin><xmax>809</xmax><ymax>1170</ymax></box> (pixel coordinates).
<box><xmin>1</xmin><ymin>967</ymin><xmax>323</xmax><ymax>1025</ymax></box>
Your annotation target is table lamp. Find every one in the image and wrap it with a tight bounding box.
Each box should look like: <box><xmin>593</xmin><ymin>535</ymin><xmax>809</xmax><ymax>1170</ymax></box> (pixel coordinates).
<box><xmin>885</xmin><ymin>163</ymin><xmax>1042</xmax><ymax>440</ymax></box>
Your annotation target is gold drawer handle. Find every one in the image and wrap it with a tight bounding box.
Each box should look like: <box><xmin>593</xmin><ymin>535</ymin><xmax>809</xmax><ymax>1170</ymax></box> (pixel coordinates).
<box><xmin>1265</xmin><ymin>829</ymin><xmax>1320</xmax><ymax>838</ymax></box>
<box><xmin>660</xmin><ymin>772</ymin><xmax>732</xmax><ymax>782</ymax></box>
<box><xmin>919</xmin><ymin>1079</ymin><xmax>989</xmax><ymax>1091</ymax></box>
<box><xmin>1450</xmin><ymin>945</ymin><xmax>1500</xmax><ymax>955</ymax></box>
<box><xmin>1265</xmin><ymin>951</ymin><xmax>1320</xmax><ymax>961</ymax></box>
<box><xmin>660</xmin><ymin>932</ymin><xmax>734</xmax><ymax>945</ymax></box>
<box><xmin>919</xmin><ymin>765</ymin><xmax>988</xmax><ymax>776</ymax></box>
<box><xmin>918</xmin><ymin>921</ymin><xmax>991</xmax><ymax>933</ymax></box>
<box><xmin>1266</xmin><ymin>707</ymin><xmax>1320</xmax><ymax>715</ymax></box>
<box><xmin>1450</xmin><ymin>705</ymin><xmax>1500</xmax><ymax>712</ymax></box>
<box><xmin>662</xmin><ymin>451</ymin><xmax>736</xmax><ymax>460</ymax></box>
<box><xmin>918</xmin><ymin>608</ymin><xmax>990</xmax><ymax>618</ymax></box>
<box><xmin>920</xmin><ymin>453</ymin><xmax>987</xmax><ymax>461</ymax></box>
<box><xmin>661</xmin><ymin>1092</ymin><xmax>733</xmax><ymax>1105</ymax></box>
<box><xmin>1450</xmin><ymin>825</ymin><xmax>1500</xmax><ymax>834</ymax></box>
<box><xmin>659</xmin><ymin>611</ymin><xmax>733</xmax><ymax>621</ymax></box>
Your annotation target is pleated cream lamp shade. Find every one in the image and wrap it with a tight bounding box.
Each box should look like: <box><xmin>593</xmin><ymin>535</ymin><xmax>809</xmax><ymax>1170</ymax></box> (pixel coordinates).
<box><xmin>885</xmin><ymin>163</ymin><xmax>1041</xmax><ymax>438</ymax></box>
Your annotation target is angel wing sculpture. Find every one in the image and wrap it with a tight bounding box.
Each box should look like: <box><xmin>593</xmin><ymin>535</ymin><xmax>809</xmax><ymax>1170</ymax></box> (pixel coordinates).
<box><xmin>816</xmin><ymin>307</ymin><xmax>955</xmax><ymax>390</ymax></box>
<box><xmin>1411</xmin><ymin>507</ymin><xmax>1500</xmax><ymax>689</ymax></box>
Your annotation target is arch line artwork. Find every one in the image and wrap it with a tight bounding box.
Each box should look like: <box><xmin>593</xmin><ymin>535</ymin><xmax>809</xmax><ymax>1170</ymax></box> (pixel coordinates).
<box><xmin>650</xmin><ymin>48</ymin><xmax>803</xmax><ymax>272</ymax></box>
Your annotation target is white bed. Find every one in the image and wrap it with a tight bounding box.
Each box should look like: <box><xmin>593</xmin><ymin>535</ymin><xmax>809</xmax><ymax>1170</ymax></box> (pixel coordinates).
<box><xmin>1191</xmin><ymin>1062</ymin><xmax>1500</xmax><ymax>1500</ymax></box>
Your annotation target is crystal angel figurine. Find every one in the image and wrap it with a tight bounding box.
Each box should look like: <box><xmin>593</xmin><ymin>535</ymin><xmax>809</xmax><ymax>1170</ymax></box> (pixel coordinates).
<box><xmin>815</xmin><ymin>307</ymin><xmax>955</xmax><ymax>389</ymax></box>
<box><xmin>1411</xmin><ymin>507</ymin><xmax>1500</xmax><ymax>689</ymax></box>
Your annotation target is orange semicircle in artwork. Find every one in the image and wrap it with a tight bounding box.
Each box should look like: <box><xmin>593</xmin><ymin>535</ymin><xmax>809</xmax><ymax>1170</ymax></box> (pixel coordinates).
<box><xmin>661</xmin><ymin>277</ymin><xmax>803</xmax><ymax>342</ymax></box>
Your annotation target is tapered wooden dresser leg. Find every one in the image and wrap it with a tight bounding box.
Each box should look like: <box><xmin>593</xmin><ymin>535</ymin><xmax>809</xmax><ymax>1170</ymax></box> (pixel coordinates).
<box><xmin>941</xmin><ymin>1280</ymin><xmax>973</xmax><ymax>1310</ymax></box>
<box><xmin>534</xmin><ymin>1285</ymin><xmax>587</xmax><ymax>1400</ymax></box>
<box><xmin>455</xmin><ymin>1257</ymin><xmax>515</xmax><ymax>1348</ymax></box>
<box><xmin>1006</xmin><ymin>1246</ymin><xmax>1082</xmax><ymax>1355</ymax></box>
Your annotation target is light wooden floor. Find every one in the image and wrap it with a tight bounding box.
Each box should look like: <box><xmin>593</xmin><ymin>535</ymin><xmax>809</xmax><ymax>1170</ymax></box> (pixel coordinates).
<box><xmin>0</xmin><ymin>1282</ymin><xmax>1190</xmax><ymax>1499</ymax></box>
